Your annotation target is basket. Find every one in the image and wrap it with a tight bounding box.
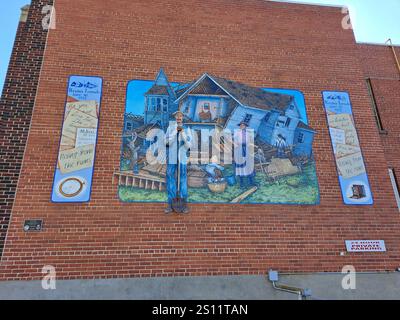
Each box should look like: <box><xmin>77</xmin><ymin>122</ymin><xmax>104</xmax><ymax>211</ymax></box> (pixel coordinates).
<box><xmin>208</xmin><ymin>181</ymin><xmax>227</xmax><ymax>193</ymax></box>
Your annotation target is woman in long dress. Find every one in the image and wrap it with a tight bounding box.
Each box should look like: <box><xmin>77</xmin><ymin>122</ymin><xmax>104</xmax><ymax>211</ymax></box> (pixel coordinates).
<box><xmin>234</xmin><ymin>122</ymin><xmax>256</xmax><ymax>189</ymax></box>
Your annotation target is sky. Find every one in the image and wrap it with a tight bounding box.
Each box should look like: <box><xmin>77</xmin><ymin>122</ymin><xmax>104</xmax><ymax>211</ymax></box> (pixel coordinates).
<box><xmin>0</xmin><ymin>0</ymin><xmax>399</xmax><ymax>94</ymax></box>
<box><xmin>276</xmin><ymin>0</ymin><xmax>400</xmax><ymax>44</ymax></box>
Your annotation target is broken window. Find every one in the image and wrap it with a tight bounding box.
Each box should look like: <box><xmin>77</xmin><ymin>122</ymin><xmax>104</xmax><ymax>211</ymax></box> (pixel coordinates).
<box><xmin>276</xmin><ymin>120</ymin><xmax>285</xmax><ymax>128</ymax></box>
<box><xmin>163</xmin><ymin>99</ymin><xmax>168</xmax><ymax>112</ymax></box>
<box><xmin>184</xmin><ymin>104</ymin><xmax>189</xmax><ymax>114</ymax></box>
<box><xmin>156</xmin><ymin>98</ymin><xmax>161</xmax><ymax>111</ymax></box>
<box><xmin>298</xmin><ymin>132</ymin><xmax>304</xmax><ymax>143</ymax></box>
<box><xmin>243</xmin><ymin>114</ymin><xmax>253</xmax><ymax>125</ymax></box>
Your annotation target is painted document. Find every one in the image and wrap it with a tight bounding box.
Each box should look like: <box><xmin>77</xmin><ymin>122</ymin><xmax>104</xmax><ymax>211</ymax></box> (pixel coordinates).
<box><xmin>322</xmin><ymin>91</ymin><xmax>373</xmax><ymax>205</ymax></box>
<box><xmin>51</xmin><ymin>76</ymin><xmax>103</xmax><ymax>202</ymax></box>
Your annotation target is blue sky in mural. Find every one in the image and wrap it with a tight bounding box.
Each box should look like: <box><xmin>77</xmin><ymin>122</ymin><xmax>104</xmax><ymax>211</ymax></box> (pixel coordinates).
<box><xmin>126</xmin><ymin>80</ymin><xmax>309</xmax><ymax>124</ymax></box>
<box><xmin>126</xmin><ymin>80</ymin><xmax>176</xmax><ymax>116</ymax></box>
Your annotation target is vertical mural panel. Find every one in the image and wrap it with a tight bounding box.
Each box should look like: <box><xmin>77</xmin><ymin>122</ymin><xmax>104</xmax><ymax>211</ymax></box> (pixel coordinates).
<box><xmin>51</xmin><ymin>76</ymin><xmax>103</xmax><ymax>203</ymax></box>
<box><xmin>322</xmin><ymin>91</ymin><xmax>373</xmax><ymax>205</ymax></box>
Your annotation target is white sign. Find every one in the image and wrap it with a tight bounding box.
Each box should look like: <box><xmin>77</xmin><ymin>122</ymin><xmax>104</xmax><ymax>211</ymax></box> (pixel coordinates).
<box><xmin>329</xmin><ymin>127</ymin><xmax>346</xmax><ymax>146</ymax></box>
<box><xmin>75</xmin><ymin>128</ymin><xmax>97</xmax><ymax>147</ymax></box>
<box><xmin>345</xmin><ymin>240</ymin><xmax>386</xmax><ymax>252</ymax></box>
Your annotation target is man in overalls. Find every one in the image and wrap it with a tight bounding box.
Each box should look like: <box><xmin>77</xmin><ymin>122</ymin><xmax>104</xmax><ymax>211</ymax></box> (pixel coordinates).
<box><xmin>165</xmin><ymin>111</ymin><xmax>193</xmax><ymax>214</ymax></box>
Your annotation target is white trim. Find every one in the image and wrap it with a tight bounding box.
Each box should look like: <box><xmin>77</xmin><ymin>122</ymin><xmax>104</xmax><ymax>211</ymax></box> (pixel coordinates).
<box><xmin>174</xmin><ymin>74</ymin><xmax>244</xmax><ymax>107</ymax></box>
<box><xmin>388</xmin><ymin>168</ymin><xmax>400</xmax><ymax>212</ymax></box>
<box><xmin>207</xmin><ymin>76</ymin><xmax>244</xmax><ymax>106</ymax></box>
<box><xmin>187</xmin><ymin>94</ymin><xmax>229</xmax><ymax>98</ymax></box>
<box><xmin>357</xmin><ymin>41</ymin><xmax>400</xmax><ymax>47</ymax></box>
<box><xmin>174</xmin><ymin>73</ymin><xmax>209</xmax><ymax>104</ymax></box>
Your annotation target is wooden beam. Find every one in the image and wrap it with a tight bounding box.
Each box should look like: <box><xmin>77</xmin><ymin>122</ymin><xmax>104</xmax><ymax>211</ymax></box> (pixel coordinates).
<box><xmin>231</xmin><ymin>186</ymin><xmax>258</xmax><ymax>203</ymax></box>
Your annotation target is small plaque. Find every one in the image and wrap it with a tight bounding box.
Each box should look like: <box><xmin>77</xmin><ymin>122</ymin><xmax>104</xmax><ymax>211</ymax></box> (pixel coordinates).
<box><xmin>23</xmin><ymin>220</ymin><xmax>43</xmax><ymax>232</ymax></box>
<box><xmin>345</xmin><ymin>240</ymin><xmax>386</xmax><ymax>252</ymax></box>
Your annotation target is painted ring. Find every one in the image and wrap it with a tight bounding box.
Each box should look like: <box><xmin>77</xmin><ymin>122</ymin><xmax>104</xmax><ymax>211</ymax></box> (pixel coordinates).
<box><xmin>59</xmin><ymin>177</ymin><xmax>85</xmax><ymax>198</ymax></box>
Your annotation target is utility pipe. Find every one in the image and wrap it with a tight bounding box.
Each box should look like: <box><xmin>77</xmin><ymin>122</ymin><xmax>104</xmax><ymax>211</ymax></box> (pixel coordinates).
<box><xmin>385</xmin><ymin>39</ymin><xmax>400</xmax><ymax>76</ymax></box>
<box><xmin>268</xmin><ymin>270</ymin><xmax>312</xmax><ymax>300</ymax></box>
<box><xmin>272</xmin><ymin>281</ymin><xmax>305</xmax><ymax>300</ymax></box>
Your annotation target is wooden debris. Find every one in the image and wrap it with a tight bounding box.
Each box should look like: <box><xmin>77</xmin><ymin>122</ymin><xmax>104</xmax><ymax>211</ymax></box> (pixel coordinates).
<box><xmin>231</xmin><ymin>186</ymin><xmax>258</xmax><ymax>203</ymax></box>
<box><xmin>188</xmin><ymin>169</ymin><xmax>208</xmax><ymax>188</ymax></box>
<box><xmin>265</xmin><ymin>158</ymin><xmax>301</xmax><ymax>180</ymax></box>
<box><xmin>113</xmin><ymin>171</ymin><xmax>165</xmax><ymax>191</ymax></box>
<box><xmin>141</xmin><ymin>163</ymin><xmax>167</xmax><ymax>177</ymax></box>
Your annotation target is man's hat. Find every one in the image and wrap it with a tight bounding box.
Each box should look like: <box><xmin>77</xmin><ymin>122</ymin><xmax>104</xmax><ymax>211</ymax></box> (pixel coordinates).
<box><xmin>173</xmin><ymin>110</ymin><xmax>184</xmax><ymax>117</ymax></box>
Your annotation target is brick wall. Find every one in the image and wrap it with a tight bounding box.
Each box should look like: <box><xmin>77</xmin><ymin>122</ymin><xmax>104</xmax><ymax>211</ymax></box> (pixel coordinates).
<box><xmin>357</xmin><ymin>43</ymin><xmax>400</xmax><ymax>195</ymax></box>
<box><xmin>0</xmin><ymin>0</ymin><xmax>399</xmax><ymax>280</ymax></box>
<box><xmin>0</xmin><ymin>1</ymin><xmax>53</xmax><ymax>259</ymax></box>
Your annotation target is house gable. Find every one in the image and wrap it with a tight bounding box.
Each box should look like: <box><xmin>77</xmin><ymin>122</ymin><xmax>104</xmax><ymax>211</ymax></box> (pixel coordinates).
<box><xmin>285</xmin><ymin>100</ymin><xmax>301</xmax><ymax>119</ymax></box>
<box><xmin>154</xmin><ymin>68</ymin><xmax>170</xmax><ymax>87</ymax></box>
<box><xmin>146</xmin><ymin>68</ymin><xmax>176</xmax><ymax>99</ymax></box>
<box><xmin>174</xmin><ymin>74</ymin><xmax>242</xmax><ymax>106</ymax></box>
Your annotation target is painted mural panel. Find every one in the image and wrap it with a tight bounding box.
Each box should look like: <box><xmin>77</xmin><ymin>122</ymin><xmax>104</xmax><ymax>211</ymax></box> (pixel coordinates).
<box><xmin>51</xmin><ymin>76</ymin><xmax>103</xmax><ymax>203</ymax></box>
<box><xmin>322</xmin><ymin>91</ymin><xmax>373</xmax><ymax>205</ymax></box>
<box><xmin>117</xmin><ymin>69</ymin><xmax>320</xmax><ymax>205</ymax></box>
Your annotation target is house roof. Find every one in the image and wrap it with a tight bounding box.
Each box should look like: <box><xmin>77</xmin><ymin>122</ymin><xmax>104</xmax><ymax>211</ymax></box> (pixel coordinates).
<box><xmin>174</xmin><ymin>82</ymin><xmax>194</xmax><ymax>99</ymax></box>
<box><xmin>175</xmin><ymin>73</ymin><xmax>294</xmax><ymax>113</ymax></box>
<box><xmin>210</xmin><ymin>75</ymin><xmax>293</xmax><ymax>112</ymax></box>
<box><xmin>188</xmin><ymin>77</ymin><xmax>228</xmax><ymax>96</ymax></box>
<box><xmin>145</xmin><ymin>85</ymin><xmax>169</xmax><ymax>96</ymax></box>
<box><xmin>134</xmin><ymin>122</ymin><xmax>161</xmax><ymax>139</ymax></box>
<box><xmin>297</xmin><ymin>120</ymin><xmax>315</xmax><ymax>132</ymax></box>
<box><xmin>150</xmin><ymin>70</ymin><xmax>315</xmax><ymax>132</ymax></box>
<box><xmin>125</xmin><ymin>113</ymin><xmax>144</xmax><ymax>122</ymax></box>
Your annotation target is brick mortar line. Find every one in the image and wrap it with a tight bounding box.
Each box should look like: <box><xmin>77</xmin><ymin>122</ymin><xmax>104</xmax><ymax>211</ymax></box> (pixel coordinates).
<box><xmin>0</xmin><ymin>0</ymin><xmax>53</xmax><ymax>260</ymax></box>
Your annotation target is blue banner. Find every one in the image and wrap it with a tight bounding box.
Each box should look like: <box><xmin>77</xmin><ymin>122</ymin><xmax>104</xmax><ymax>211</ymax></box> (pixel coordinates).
<box><xmin>322</xmin><ymin>91</ymin><xmax>373</xmax><ymax>205</ymax></box>
<box><xmin>51</xmin><ymin>76</ymin><xmax>103</xmax><ymax>203</ymax></box>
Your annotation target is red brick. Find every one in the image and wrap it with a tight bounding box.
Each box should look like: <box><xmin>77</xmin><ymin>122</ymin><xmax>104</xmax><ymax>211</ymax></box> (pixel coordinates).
<box><xmin>0</xmin><ymin>0</ymin><xmax>399</xmax><ymax>280</ymax></box>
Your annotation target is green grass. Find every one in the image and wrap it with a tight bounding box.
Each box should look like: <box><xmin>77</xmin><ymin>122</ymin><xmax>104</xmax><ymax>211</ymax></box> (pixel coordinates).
<box><xmin>118</xmin><ymin>162</ymin><xmax>320</xmax><ymax>205</ymax></box>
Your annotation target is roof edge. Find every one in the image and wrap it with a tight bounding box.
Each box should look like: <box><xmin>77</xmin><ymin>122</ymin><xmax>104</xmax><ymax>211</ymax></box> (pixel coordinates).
<box><xmin>357</xmin><ymin>41</ymin><xmax>400</xmax><ymax>48</ymax></box>
<box><xmin>267</xmin><ymin>0</ymin><xmax>344</xmax><ymax>10</ymax></box>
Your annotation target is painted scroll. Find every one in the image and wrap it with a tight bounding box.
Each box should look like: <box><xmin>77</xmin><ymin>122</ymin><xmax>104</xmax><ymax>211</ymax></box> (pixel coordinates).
<box><xmin>322</xmin><ymin>91</ymin><xmax>373</xmax><ymax>205</ymax></box>
<box><xmin>51</xmin><ymin>76</ymin><xmax>103</xmax><ymax>202</ymax></box>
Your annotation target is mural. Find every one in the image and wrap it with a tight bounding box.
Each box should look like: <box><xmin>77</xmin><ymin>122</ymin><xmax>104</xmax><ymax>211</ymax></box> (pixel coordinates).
<box><xmin>117</xmin><ymin>69</ymin><xmax>320</xmax><ymax>204</ymax></box>
<box><xmin>52</xmin><ymin>75</ymin><xmax>103</xmax><ymax>203</ymax></box>
<box><xmin>322</xmin><ymin>91</ymin><xmax>373</xmax><ymax>205</ymax></box>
